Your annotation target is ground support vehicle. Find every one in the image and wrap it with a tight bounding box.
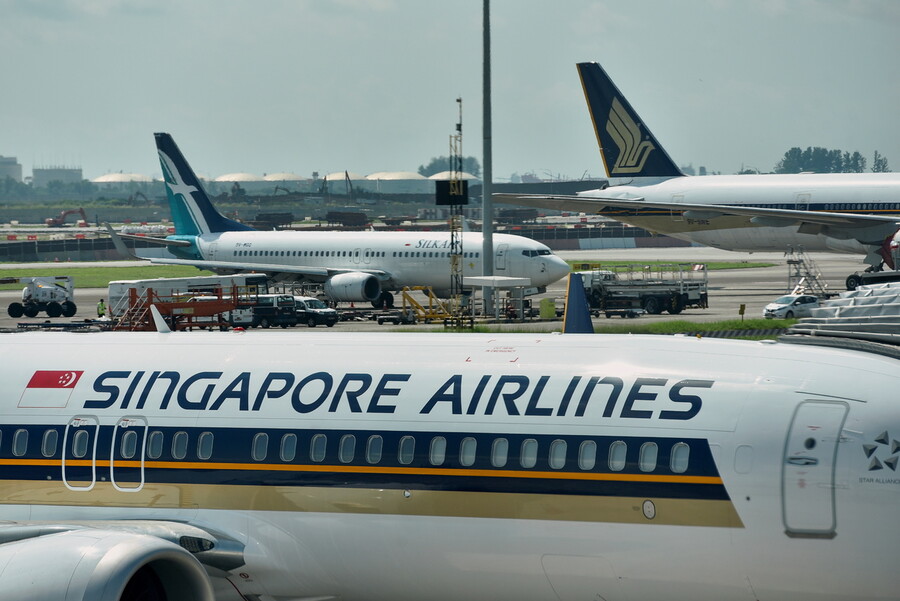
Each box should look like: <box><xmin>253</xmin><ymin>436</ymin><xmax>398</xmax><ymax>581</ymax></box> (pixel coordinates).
<box><xmin>578</xmin><ymin>264</ymin><xmax>708</xmax><ymax>318</ymax></box>
<box><xmin>3</xmin><ymin>276</ymin><xmax>77</xmax><ymax>318</ymax></box>
<box><xmin>251</xmin><ymin>294</ymin><xmax>299</xmax><ymax>328</ymax></box>
<box><xmin>294</xmin><ymin>296</ymin><xmax>339</xmax><ymax>327</ymax></box>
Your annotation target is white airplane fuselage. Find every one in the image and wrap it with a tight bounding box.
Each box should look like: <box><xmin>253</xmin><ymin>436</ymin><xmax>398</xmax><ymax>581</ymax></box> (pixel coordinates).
<box><xmin>1</xmin><ymin>330</ymin><xmax>898</xmax><ymax>600</ymax></box>
<box><xmin>584</xmin><ymin>170</ymin><xmax>900</xmax><ymax>255</ymax></box>
<box><xmin>192</xmin><ymin>229</ymin><xmax>569</xmax><ymax>294</ymax></box>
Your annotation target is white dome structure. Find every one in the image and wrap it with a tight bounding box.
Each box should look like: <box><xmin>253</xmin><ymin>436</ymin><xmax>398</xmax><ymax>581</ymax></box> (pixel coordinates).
<box><xmin>428</xmin><ymin>171</ymin><xmax>480</xmax><ymax>180</ymax></box>
<box><xmin>215</xmin><ymin>173</ymin><xmax>264</xmax><ymax>182</ymax></box>
<box><xmin>366</xmin><ymin>171</ymin><xmax>426</xmax><ymax>180</ymax></box>
<box><xmin>263</xmin><ymin>172</ymin><xmax>308</xmax><ymax>181</ymax></box>
<box><xmin>324</xmin><ymin>171</ymin><xmax>366</xmax><ymax>181</ymax></box>
<box><xmin>92</xmin><ymin>173</ymin><xmax>154</xmax><ymax>183</ymax></box>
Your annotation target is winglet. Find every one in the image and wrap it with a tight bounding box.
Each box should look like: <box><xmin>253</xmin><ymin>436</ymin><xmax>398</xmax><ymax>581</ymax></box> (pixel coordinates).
<box><xmin>104</xmin><ymin>222</ymin><xmax>138</xmax><ymax>259</ymax></box>
<box><xmin>577</xmin><ymin>62</ymin><xmax>682</xmax><ymax>179</ymax></box>
<box><xmin>562</xmin><ymin>272</ymin><xmax>594</xmax><ymax>334</ymax></box>
<box><xmin>149</xmin><ymin>304</ymin><xmax>173</xmax><ymax>334</ymax></box>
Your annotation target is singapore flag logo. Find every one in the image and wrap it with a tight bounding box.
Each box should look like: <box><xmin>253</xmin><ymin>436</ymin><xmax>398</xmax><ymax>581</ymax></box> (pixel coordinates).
<box><xmin>19</xmin><ymin>370</ymin><xmax>83</xmax><ymax>408</ymax></box>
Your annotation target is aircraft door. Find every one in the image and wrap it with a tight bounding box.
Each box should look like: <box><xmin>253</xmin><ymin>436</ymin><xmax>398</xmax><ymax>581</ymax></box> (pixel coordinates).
<box><xmin>62</xmin><ymin>415</ymin><xmax>99</xmax><ymax>491</ymax></box>
<box><xmin>109</xmin><ymin>416</ymin><xmax>148</xmax><ymax>492</ymax></box>
<box><xmin>364</xmin><ymin>248</ymin><xmax>373</xmax><ymax>265</ymax></box>
<box><xmin>794</xmin><ymin>193</ymin><xmax>810</xmax><ymax>211</ymax></box>
<box><xmin>495</xmin><ymin>243</ymin><xmax>509</xmax><ymax>271</ymax></box>
<box><xmin>207</xmin><ymin>242</ymin><xmax>218</xmax><ymax>260</ymax></box>
<box><xmin>782</xmin><ymin>400</ymin><xmax>848</xmax><ymax>538</ymax></box>
<box><xmin>352</xmin><ymin>248</ymin><xmax>361</xmax><ymax>264</ymax></box>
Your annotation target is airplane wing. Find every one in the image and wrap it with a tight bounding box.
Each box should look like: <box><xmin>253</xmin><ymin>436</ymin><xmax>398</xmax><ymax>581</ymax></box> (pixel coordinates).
<box><xmin>149</xmin><ymin>256</ymin><xmax>389</xmax><ymax>282</ymax></box>
<box><xmin>495</xmin><ymin>193</ymin><xmax>900</xmax><ymax>239</ymax></box>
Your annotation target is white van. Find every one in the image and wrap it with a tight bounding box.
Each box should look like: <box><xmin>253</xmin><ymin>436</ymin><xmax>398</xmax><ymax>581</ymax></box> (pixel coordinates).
<box><xmin>294</xmin><ymin>296</ymin><xmax>339</xmax><ymax>327</ymax></box>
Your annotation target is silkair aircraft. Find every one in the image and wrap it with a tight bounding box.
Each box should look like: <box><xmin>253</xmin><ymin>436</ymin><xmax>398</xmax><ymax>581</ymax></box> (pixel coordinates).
<box><xmin>0</xmin><ymin>320</ymin><xmax>898</xmax><ymax>600</ymax></box>
<box><xmin>499</xmin><ymin>62</ymin><xmax>900</xmax><ymax>287</ymax></box>
<box><xmin>134</xmin><ymin>133</ymin><xmax>569</xmax><ymax>307</ymax></box>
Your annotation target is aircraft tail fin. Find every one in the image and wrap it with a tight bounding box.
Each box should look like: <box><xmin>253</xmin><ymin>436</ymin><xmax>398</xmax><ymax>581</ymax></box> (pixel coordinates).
<box><xmin>577</xmin><ymin>62</ymin><xmax>682</xmax><ymax>179</ymax></box>
<box><xmin>154</xmin><ymin>133</ymin><xmax>254</xmax><ymax>236</ymax></box>
<box><xmin>562</xmin><ymin>272</ymin><xmax>594</xmax><ymax>334</ymax></box>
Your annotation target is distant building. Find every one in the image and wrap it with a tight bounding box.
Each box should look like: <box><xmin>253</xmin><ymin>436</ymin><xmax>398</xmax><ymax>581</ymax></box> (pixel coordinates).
<box><xmin>32</xmin><ymin>166</ymin><xmax>82</xmax><ymax>188</ymax></box>
<box><xmin>0</xmin><ymin>156</ymin><xmax>23</xmax><ymax>182</ymax></box>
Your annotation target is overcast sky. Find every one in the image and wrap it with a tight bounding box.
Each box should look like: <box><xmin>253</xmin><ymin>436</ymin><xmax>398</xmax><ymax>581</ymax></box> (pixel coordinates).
<box><xmin>2</xmin><ymin>0</ymin><xmax>898</xmax><ymax>182</ymax></box>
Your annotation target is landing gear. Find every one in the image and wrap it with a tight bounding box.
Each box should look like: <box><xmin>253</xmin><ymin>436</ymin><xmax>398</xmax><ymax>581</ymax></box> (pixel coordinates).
<box><xmin>371</xmin><ymin>291</ymin><xmax>395</xmax><ymax>310</ymax></box>
<box><xmin>845</xmin><ymin>273</ymin><xmax>863</xmax><ymax>291</ymax></box>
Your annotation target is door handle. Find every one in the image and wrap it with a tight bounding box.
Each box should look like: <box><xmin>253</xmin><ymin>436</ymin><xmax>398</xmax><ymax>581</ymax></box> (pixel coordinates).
<box><xmin>787</xmin><ymin>456</ymin><xmax>818</xmax><ymax>466</ymax></box>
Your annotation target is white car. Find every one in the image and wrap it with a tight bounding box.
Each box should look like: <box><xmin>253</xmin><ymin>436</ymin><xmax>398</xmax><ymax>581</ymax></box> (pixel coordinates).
<box><xmin>763</xmin><ymin>294</ymin><xmax>820</xmax><ymax>319</ymax></box>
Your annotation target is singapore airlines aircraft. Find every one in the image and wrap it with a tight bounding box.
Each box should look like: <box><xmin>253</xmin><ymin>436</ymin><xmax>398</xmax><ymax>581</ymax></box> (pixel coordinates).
<box><xmin>499</xmin><ymin>62</ymin><xmax>900</xmax><ymax>286</ymax></box>
<box><xmin>0</xmin><ymin>311</ymin><xmax>898</xmax><ymax>600</ymax></box>
<box><xmin>122</xmin><ymin>133</ymin><xmax>569</xmax><ymax>307</ymax></box>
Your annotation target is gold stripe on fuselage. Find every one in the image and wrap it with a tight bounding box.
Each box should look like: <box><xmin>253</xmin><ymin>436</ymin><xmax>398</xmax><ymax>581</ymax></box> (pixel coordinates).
<box><xmin>0</xmin><ymin>478</ymin><xmax>743</xmax><ymax>528</ymax></box>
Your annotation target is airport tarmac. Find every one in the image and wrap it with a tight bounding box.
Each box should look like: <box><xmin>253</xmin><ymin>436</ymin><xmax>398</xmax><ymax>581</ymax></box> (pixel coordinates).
<box><xmin>0</xmin><ymin>248</ymin><xmax>863</xmax><ymax>332</ymax></box>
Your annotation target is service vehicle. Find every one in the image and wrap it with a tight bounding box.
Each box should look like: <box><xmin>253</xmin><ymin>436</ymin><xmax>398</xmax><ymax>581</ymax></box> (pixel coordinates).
<box><xmin>3</xmin><ymin>276</ymin><xmax>76</xmax><ymax>318</ymax></box>
<box><xmin>108</xmin><ymin>274</ymin><xmax>268</xmax><ymax>319</ymax></box>
<box><xmin>251</xmin><ymin>294</ymin><xmax>298</xmax><ymax>328</ymax></box>
<box><xmin>294</xmin><ymin>296</ymin><xmax>339</xmax><ymax>327</ymax></box>
<box><xmin>579</xmin><ymin>264</ymin><xmax>708</xmax><ymax>318</ymax></box>
<box><xmin>188</xmin><ymin>295</ymin><xmax>255</xmax><ymax>329</ymax></box>
<box><xmin>763</xmin><ymin>294</ymin><xmax>820</xmax><ymax>319</ymax></box>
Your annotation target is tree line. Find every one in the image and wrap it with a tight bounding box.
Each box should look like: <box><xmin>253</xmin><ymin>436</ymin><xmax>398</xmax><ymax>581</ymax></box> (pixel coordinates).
<box><xmin>774</xmin><ymin>148</ymin><xmax>890</xmax><ymax>174</ymax></box>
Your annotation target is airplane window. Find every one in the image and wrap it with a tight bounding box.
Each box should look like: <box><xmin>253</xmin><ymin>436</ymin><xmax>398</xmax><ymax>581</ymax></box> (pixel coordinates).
<box><xmin>429</xmin><ymin>436</ymin><xmax>446</xmax><ymax>466</ymax></box>
<box><xmin>172</xmin><ymin>431</ymin><xmax>188</xmax><ymax>460</ymax></box>
<box><xmin>310</xmin><ymin>434</ymin><xmax>327</xmax><ymax>462</ymax></box>
<box><xmin>670</xmin><ymin>442</ymin><xmax>690</xmax><ymax>473</ymax></box>
<box><xmin>608</xmin><ymin>441</ymin><xmax>627</xmax><ymax>471</ymax></box>
<box><xmin>366</xmin><ymin>435</ymin><xmax>383</xmax><ymax>464</ymax></box>
<box><xmin>120</xmin><ymin>430</ymin><xmax>138</xmax><ymax>459</ymax></box>
<box><xmin>339</xmin><ymin>434</ymin><xmax>356</xmax><ymax>464</ymax></box>
<box><xmin>639</xmin><ymin>442</ymin><xmax>658</xmax><ymax>472</ymax></box>
<box><xmin>12</xmin><ymin>429</ymin><xmax>28</xmax><ymax>457</ymax></box>
<box><xmin>578</xmin><ymin>440</ymin><xmax>597</xmax><ymax>470</ymax></box>
<box><xmin>251</xmin><ymin>433</ymin><xmax>269</xmax><ymax>461</ymax></box>
<box><xmin>398</xmin><ymin>436</ymin><xmax>415</xmax><ymax>465</ymax></box>
<box><xmin>520</xmin><ymin>438</ymin><xmax>538</xmax><ymax>469</ymax></box>
<box><xmin>280</xmin><ymin>433</ymin><xmax>297</xmax><ymax>462</ymax></box>
<box><xmin>41</xmin><ymin>429</ymin><xmax>58</xmax><ymax>458</ymax></box>
<box><xmin>549</xmin><ymin>439</ymin><xmax>567</xmax><ymax>469</ymax></box>
<box><xmin>197</xmin><ymin>432</ymin><xmax>214</xmax><ymax>460</ymax></box>
<box><xmin>459</xmin><ymin>437</ymin><xmax>477</xmax><ymax>467</ymax></box>
<box><xmin>147</xmin><ymin>431</ymin><xmax>163</xmax><ymax>459</ymax></box>
<box><xmin>491</xmin><ymin>438</ymin><xmax>508</xmax><ymax>467</ymax></box>
<box><xmin>72</xmin><ymin>429</ymin><xmax>89</xmax><ymax>459</ymax></box>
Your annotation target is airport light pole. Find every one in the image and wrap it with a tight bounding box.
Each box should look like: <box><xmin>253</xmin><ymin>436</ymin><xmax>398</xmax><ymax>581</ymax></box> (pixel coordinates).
<box><xmin>481</xmin><ymin>0</ymin><xmax>494</xmax><ymax>314</ymax></box>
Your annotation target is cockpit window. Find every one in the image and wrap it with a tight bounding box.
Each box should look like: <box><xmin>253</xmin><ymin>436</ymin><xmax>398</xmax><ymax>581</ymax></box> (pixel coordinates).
<box><xmin>522</xmin><ymin>249</ymin><xmax>553</xmax><ymax>258</ymax></box>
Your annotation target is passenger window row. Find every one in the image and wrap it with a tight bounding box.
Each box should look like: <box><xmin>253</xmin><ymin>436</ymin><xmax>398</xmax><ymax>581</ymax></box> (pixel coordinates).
<box><xmin>233</xmin><ymin>249</ymin><xmax>389</xmax><ymax>258</ymax></box>
<box><xmin>1</xmin><ymin>428</ymin><xmax>691</xmax><ymax>475</ymax></box>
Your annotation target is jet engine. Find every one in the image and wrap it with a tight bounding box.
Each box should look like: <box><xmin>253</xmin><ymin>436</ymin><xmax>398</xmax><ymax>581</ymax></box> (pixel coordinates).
<box><xmin>0</xmin><ymin>529</ymin><xmax>214</xmax><ymax>601</ymax></box>
<box><xmin>324</xmin><ymin>272</ymin><xmax>381</xmax><ymax>302</ymax></box>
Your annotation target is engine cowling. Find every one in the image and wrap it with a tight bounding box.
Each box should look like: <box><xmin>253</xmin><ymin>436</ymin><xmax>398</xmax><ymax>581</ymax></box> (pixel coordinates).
<box><xmin>324</xmin><ymin>272</ymin><xmax>381</xmax><ymax>302</ymax></box>
<box><xmin>0</xmin><ymin>529</ymin><xmax>214</xmax><ymax>601</ymax></box>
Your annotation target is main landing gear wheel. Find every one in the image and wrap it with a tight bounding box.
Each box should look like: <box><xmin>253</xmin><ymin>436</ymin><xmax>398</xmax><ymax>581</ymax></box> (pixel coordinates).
<box><xmin>845</xmin><ymin>273</ymin><xmax>863</xmax><ymax>290</ymax></box>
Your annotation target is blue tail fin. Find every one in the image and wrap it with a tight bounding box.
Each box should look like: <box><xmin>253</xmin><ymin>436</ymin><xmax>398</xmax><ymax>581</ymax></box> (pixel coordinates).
<box><xmin>577</xmin><ymin>62</ymin><xmax>682</xmax><ymax>179</ymax></box>
<box><xmin>155</xmin><ymin>133</ymin><xmax>255</xmax><ymax>235</ymax></box>
<box><xmin>562</xmin><ymin>273</ymin><xmax>594</xmax><ymax>334</ymax></box>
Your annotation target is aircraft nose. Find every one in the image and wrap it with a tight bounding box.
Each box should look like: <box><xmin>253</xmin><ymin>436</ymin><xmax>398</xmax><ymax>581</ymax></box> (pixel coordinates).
<box><xmin>546</xmin><ymin>256</ymin><xmax>571</xmax><ymax>284</ymax></box>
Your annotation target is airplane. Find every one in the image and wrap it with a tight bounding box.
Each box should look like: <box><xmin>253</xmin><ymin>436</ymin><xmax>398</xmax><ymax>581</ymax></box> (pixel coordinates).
<box><xmin>497</xmin><ymin>62</ymin><xmax>900</xmax><ymax>289</ymax></box>
<box><xmin>117</xmin><ymin>133</ymin><xmax>570</xmax><ymax>308</ymax></box>
<box><xmin>0</xmin><ymin>301</ymin><xmax>898</xmax><ymax>600</ymax></box>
